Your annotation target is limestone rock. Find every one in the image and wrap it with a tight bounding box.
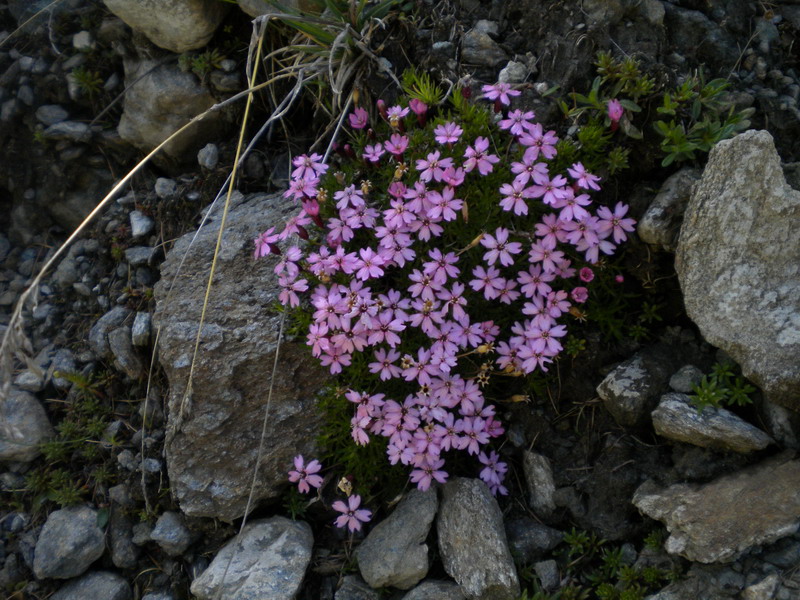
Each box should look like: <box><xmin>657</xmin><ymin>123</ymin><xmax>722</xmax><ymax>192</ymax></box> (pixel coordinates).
<box><xmin>401</xmin><ymin>580</ymin><xmax>466</xmax><ymax>600</ymax></box>
<box><xmin>0</xmin><ymin>390</ymin><xmax>53</xmax><ymax>463</ymax></box>
<box><xmin>153</xmin><ymin>193</ymin><xmax>328</xmax><ymax>521</ymax></box>
<box><xmin>633</xmin><ymin>454</ymin><xmax>800</xmax><ymax>563</ymax></box>
<box><xmin>190</xmin><ymin>517</ymin><xmax>313</xmax><ymax>599</ymax></box>
<box><xmin>103</xmin><ymin>0</ymin><xmax>229</xmax><ymax>53</ymax></box>
<box><xmin>33</xmin><ymin>506</ymin><xmax>106</xmax><ymax>579</ymax></box>
<box><xmin>652</xmin><ymin>393</ymin><xmax>772</xmax><ymax>453</ymax></box>
<box><xmin>438</xmin><ymin>478</ymin><xmax>520</xmax><ymax>600</ymax></box>
<box><xmin>150</xmin><ymin>511</ymin><xmax>192</xmax><ymax>557</ymax></box>
<box><xmin>356</xmin><ymin>489</ymin><xmax>437</xmax><ymax>590</ymax></box>
<box><xmin>118</xmin><ymin>58</ymin><xmax>226</xmax><ymax>161</ymax></box>
<box><xmin>675</xmin><ymin>130</ymin><xmax>800</xmax><ymax>410</ymax></box>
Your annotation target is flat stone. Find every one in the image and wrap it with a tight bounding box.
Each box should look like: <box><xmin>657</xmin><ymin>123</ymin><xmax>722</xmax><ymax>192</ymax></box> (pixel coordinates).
<box><xmin>534</xmin><ymin>560</ymin><xmax>559</xmax><ymax>590</ymax></box>
<box><xmin>33</xmin><ymin>506</ymin><xmax>105</xmax><ymax>579</ymax></box>
<box><xmin>197</xmin><ymin>143</ymin><xmax>219</xmax><ymax>169</ymax></box>
<box><xmin>154</xmin><ymin>178</ymin><xmax>177</xmax><ymax>199</ymax></box>
<box><xmin>669</xmin><ymin>365</ymin><xmax>704</xmax><ymax>394</ymax></box>
<box><xmin>504</xmin><ymin>518</ymin><xmax>563</xmax><ymax>564</ymax></box>
<box><xmin>0</xmin><ymin>390</ymin><xmax>52</xmax><ymax>462</ymax></box>
<box><xmin>357</xmin><ymin>488</ymin><xmax>437</xmax><ymax>589</ymax></box>
<box><xmin>334</xmin><ymin>575</ymin><xmax>380</xmax><ymax>600</ymax></box>
<box><xmin>43</xmin><ymin>121</ymin><xmax>90</xmax><ymax>142</ymax></box>
<box><xmin>633</xmin><ymin>454</ymin><xmax>800</xmax><ymax>563</ymax></box>
<box><xmin>89</xmin><ymin>307</ymin><xmax>131</xmax><ymax>359</ymax></box>
<box><xmin>675</xmin><ymin>130</ymin><xmax>800</xmax><ymax>410</ymax></box>
<box><xmin>129</xmin><ymin>210</ymin><xmax>154</xmax><ymax>238</ymax></box>
<box><xmin>437</xmin><ymin>478</ymin><xmax>520</xmax><ymax>600</ymax></box>
<box><xmin>461</xmin><ymin>27</ymin><xmax>507</xmax><ymax>67</ymax></box>
<box><xmin>652</xmin><ymin>393</ymin><xmax>772</xmax><ymax>453</ymax></box>
<box><xmin>14</xmin><ymin>369</ymin><xmax>44</xmax><ymax>392</ymax></box>
<box><xmin>189</xmin><ymin>517</ymin><xmax>312</xmax><ymax>600</ymax></box>
<box><xmin>35</xmin><ymin>104</ymin><xmax>68</xmax><ymax>125</ymax></box>
<box><xmin>51</xmin><ymin>571</ymin><xmax>131</xmax><ymax>600</ymax></box>
<box><xmin>124</xmin><ymin>246</ymin><xmax>153</xmax><ymax>266</ymax></box>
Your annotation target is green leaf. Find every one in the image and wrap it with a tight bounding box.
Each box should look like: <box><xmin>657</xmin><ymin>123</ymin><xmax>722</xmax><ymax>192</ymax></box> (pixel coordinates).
<box><xmin>618</xmin><ymin>99</ymin><xmax>641</xmax><ymax>112</ymax></box>
<box><xmin>96</xmin><ymin>507</ymin><xmax>110</xmax><ymax>529</ymax></box>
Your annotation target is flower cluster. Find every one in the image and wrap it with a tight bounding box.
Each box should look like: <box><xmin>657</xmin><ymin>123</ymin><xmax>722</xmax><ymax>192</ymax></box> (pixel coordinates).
<box><xmin>265</xmin><ymin>83</ymin><xmax>635</xmax><ymax>495</ymax></box>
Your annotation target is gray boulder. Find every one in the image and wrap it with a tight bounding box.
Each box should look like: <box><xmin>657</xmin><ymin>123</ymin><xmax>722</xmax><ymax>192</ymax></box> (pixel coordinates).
<box><xmin>334</xmin><ymin>575</ymin><xmax>380</xmax><ymax>600</ymax></box>
<box><xmin>190</xmin><ymin>517</ymin><xmax>313</xmax><ymax>600</ymax></box>
<box><xmin>0</xmin><ymin>390</ymin><xmax>53</xmax><ymax>462</ymax></box>
<box><xmin>504</xmin><ymin>518</ymin><xmax>563</xmax><ymax>565</ymax></box>
<box><xmin>153</xmin><ymin>193</ymin><xmax>328</xmax><ymax>521</ymax></box>
<box><xmin>461</xmin><ymin>22</ymin><xmax>508</xmax><ymax>67</ymax></box>
<box><xmin>633</xmin><ymin>454</ymin><xmax>800</xmax><ymax>563</ymax></box>
<box><xmin>675</xmin><ymin>130</ymin><xmax>800</xmax><ymax>411</ymax></box>
<box><xmin>118</xmin><ymin>58</ymin><xmax>226</xmax><ymax>161</ymax></box>
<box><xmin>237</xmin><ymin>0</ymin><xmax>317</xmax><ymax>17</ymax></box>
<box><xmin>33</xmin><ymin>506</ymin><xmax>106</xmax><ymax>579</ymax></box>
<box><xmin>356</xmin><ymin>488</ymin><xmax>437</xmax><ymax>590</ymax></box>
<box><xmin>88</xmin><ymin>306</ymin><xmax>132</xmax><ymax>360</ymax></box>
<box><xmin>437</xmin><ymin>478</ymin><xmax>520</xmax><ymax>600</ymax></box>
<box><xmin>652</xmin><ymin>393</ymin><xmax>772</xmax><ymax>453</ymax></box>
<box><xmin>103</xmin><ymin>0</ymin><xmax>229</xmax><ymax>53</ymax></box>
<box><xmin>51</xmin><ymin>571</ymin><xmax>131</xmax><ymax>600</ymax></box>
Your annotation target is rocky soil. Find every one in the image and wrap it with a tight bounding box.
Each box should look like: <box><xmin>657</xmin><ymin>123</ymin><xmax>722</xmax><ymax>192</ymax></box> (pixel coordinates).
<box><xmin>1</xmin><ymin>1</ymin><xmax>800</xmax><ymax>599</ymax></box>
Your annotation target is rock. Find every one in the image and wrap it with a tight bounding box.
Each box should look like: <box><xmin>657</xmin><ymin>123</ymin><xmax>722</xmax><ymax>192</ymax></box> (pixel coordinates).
<box><xmin>597</xmin><ymin>345</ymin><xmax>678</xmax><ymax>428</ymax></box>
<box><xmin>154</xmin><ymin>178</ymin><xmax>177</xmax><ymax>199</ymax></box>
<box><xmin>638</xmin><ymin>168</ymin><xmax>701</xmax><ymax>252</ymax></box>
<box><xmin>759</xmin><ymin>399</ymin><xmax>800</xmax><ymax>449</ymax></box>
<box><xmin>668</xmin><ymin>365</ymin><xmax>704</xmax><ymax>394</ymax></box>
<box><xmin>109</xmin><ymin>510</ymin><xmax>139</xmax><ymax>569</ymax></box>
<box><xmin>189</xmin><ymin>517</ymin><xmax>312</xmax><ymax>600</ymax></box>
<box><xmin>14</xmin><ymin>369</ymin><xmax>44</xmax><ymax>392</ymax></box>
<box><xmin>142</xmin><ymin>593</ymin><xmax>174</xmax><ymax>600</ymax></box>
<box><xmin>633</xmin><ymin>454</ymin><xmax>800</xmax><ymax>563</ymax></box>
<box><xmin>0</xmin><ymin>390</ymin><xmax>52</xmax><ymax>462</ymax></box>
<box><xmin>197</xmin><ymin>143</ymin><xmax>219</xmax><ymax>169</ymax></box>
<box><xmin>522</xmin><ymin>450</ymin><xmax>556</xmax><ymax>519</ymax></box>
<box><xmin>356</xmin><ymin>489</ymin><xmax>437</xmax><ymax>589</ymax></box>
<box><xmin>675</xmin><ymin>131</ymin><xmax>800</xmax><ymax>411</ymax></box>
<box><xmin>33</xmin><ymin>506</ymin><xmax>106</xmax><ymax>579</ymax></box>
<box><xmin>72</xmin><ymin>30</ymin><xmax>95</xmax><ymax>51</ymax></box>
<box><xmin>499</xmin><ymin>61</ymin><xmax>528</xmax><ymax>84</ymax></box>
<box><xmin>43</xmin><ymin>121</ymin><xmax>91</xmax><ymax>142</ymax></box>
<box><xmin>129</xmin><ymin>210</ymin><xmax>154</xmax><ymax>238</ymax></box>
<box><xmin>50</xmin><ymin>348</ymin><xmax>77</xmax><ymax>389</ymax></box>
<box><xmin>118</xmin><ymin>58</ymin><xmax>226</xmax><ymax>161</ymax></box>
<box><xmin>401</xmin><ymin>580</ymin><xmax>466</xmax><ymax>600</ymax></box>
<box><xmin>131</xmin><ymin>522</ymin><xmax>152</xmax><ymax>546</ymax></box>
<box><xmin>334</xmin><ymin>575</ymin><xmax>380</xmax><ymax>600</ymax></box>
<box><xmin>131</xmin><ymin>312</ymin><xmax>152</xmax><ymax>347</ymax></box>
<box><xmin>742</xmin><ymin>573</ymin><xmax>780</xmax><ymax>600</ymax></box>
<box><xmin>437</xmin><ymin>478</ymin><xmax>520</xmax><ymax>600</ymax></box>
<box><xmin>51</xmin><ymin>571</ymin><xmax>131</xmax><ymax>600</ymax></box>
<box><xmin>663</xmin><ymin>4</ymin><xmax>739</xmax><ymax>72</ymax></box>
<box><xmin>124</xmin><ymin>246</ymin><xmax>153</xmax><ymax>266</ymax></box>
<box><xmin>462</xmin><ymin>25</ymin><xmax>507</xmax><ymax>67</ymax></box>
<box><xmin>153</xmin><ymin>193</ymin><xmax>328</xmax><ymax>521</ymax></box>
<box><xmin>652</xmin><ymin>393</ymin><xmax>772</xmax><ymax>453</ymax></box>
<box><xmin>102</xmin><ymin>0</ymin><xmax>229</xmax><ymax>53</ymax></box>
<box><xmin>89</xmin><ymin>307</ymin><xmax>132</xmax><ymax>359</ymax></box>
<box><xmin>534</xmin><ymin>559</ymin><xmax>559</xmax><ymax>590</ymax></box>
<box><xmin>35</xmin><ymin>104</ymin><xmax>68</xmax><ymax>125</ymax></box>
<box><xmin>150</xmin><ymin>511</ymin><xmax>192</xmax><ymax>557</ymax></box>
<box><xmin>504</xmin><ymin>518</ymin><xmax>563</xmax><ymax>565</ymax></box>
<box><xmin>645</xmin><ymin>563</ymin><xmax>745</xmax><ymax>600</ymax></box>
<box><xmin>108</xmin><ymin>327</ymin><xmax>144</xmax><ymax>379</ymax></box>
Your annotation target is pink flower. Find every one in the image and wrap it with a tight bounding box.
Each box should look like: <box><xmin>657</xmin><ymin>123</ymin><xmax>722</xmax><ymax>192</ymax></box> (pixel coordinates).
<box><xmin>463</xmin><ymin>137</ymin><xmax>499</xmax><ymax>176</ymax></box>
<box><xmin>615</xmin><ymin>274</ymin><xmax>625</xmax><ymax>283</ymax></box>
<box><xmin>607</xmin><ymin>99</ymin><xmax>623</xmax><ymax>123</ymax></box>
<box><xmin>288</xmin><ymin>455</ymin><xmax>323</xmax><ymax>494</ymax></box>
<box><xmin>332</xmin><ymin>494</ymin><xmax>372</xmax><ymax>532</ymax></box>
<box><xmin>363</xmin><ymin>143</ymin><xmax>385</xmax><ymax>163</ymax></box>
<box><xmin>349</xmin><ymin>106</ymin><xmax>368</xmax><ymax>129</ymax></box>
<box><xmin>292</xmin><ymin>153</ymin><xmax>328</xmax><ymax>181</ymax></box>
<box><xmin>434</xmin><ymin>121</ymin><xmax>463</xmax><ymax>144</ymax></box>
<box><xmin>481</xmin><ymin>228</ymin><xmax>523</xmax><ymax>267</ymax></box>
<box><xmin>416</xmin><ymin>150</ymin><xmax>454</xmax><ymax>183</ymax></box>
<box><xmin>567</xmin><ymin>162</ymin><xmax>601</xmax><ymax>191</ymax></box>
<box><xmin>579</xmin><ymin>267</ymin><xmax>594</xmax><ymax>282</ymax></box>
<box><xmin>253</xmin><ymin>227</ymin><xmax>279</xmax><ymax>259</ymax></box>
<box><xmin>571</xmin><ymin>286</ymin><xmax>589</xmax><ymax>303</ymax></box>
<box><xmin>410</xmin><ymin>457</ymin><xmax>448</xmax><ymax>491</ymax></box>
<box><xmin>498</xmin><ymin>109</ymin><xmax>536</xmax><ymax>136</ymax></box>
<box><xmin>596</xmin><ymin>202</ymin><xmax>636</xmax><ymax>243</ymax></box>
<box><xmin>385</xmin><ymin>133</ymin><xmax>409</xmax><ymax>156</ymax></box>
<box><xmin>499</xmin><ymin>179</ymin><xmax>535</xmax><ymax>216</ymax></box>
<box><xmin>409</xmin><ymin>98</ymin><xmax>428</xmax><ymax>115</ymax></box>
<box><xmin>481</xmin><ymin>82</ymin><xmax>521</xmax><ymax>106</ymax></box>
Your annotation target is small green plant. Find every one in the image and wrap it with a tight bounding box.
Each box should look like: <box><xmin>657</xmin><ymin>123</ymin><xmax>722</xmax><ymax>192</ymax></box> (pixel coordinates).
<box><xmin>70</xmin><ymin>66</ymin><xmax>104</xmax><ymax>98</ymax></box>
<box><xmin>402</xmin><ymin>67</ymin><xmax>445</xmax><ymax>106</ymax></box>
<box><xmin>690</xmin><ymin>360</ymin><xmax>756</xmax><ymax>412</ymax></box>
<box><xmin>643</xmin><ymin>528</ymin><xmax>666</xmax><ymax>550</ymax></box>
<box><xmin>179</xmin><ymin>48</ymin><xmax>226</xmax><ymax>81</ymax></box>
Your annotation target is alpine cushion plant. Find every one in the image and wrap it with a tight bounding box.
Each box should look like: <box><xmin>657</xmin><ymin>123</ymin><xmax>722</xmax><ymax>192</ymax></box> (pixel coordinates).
<box><xmin>261</xmin><ymin>82</ymin><xmax>635</xmax><ymax>500</ymax></box>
